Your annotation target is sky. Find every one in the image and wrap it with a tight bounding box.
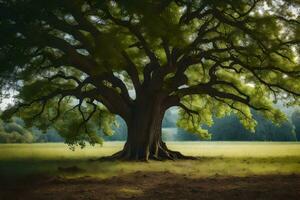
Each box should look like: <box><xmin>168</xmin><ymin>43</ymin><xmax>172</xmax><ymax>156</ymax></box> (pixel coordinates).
<box><xmin>0</xmin><ymin>89</ymin><xmax>16</xmax><ymax>111</ymax></box>
<box><xmin>0</xmin><ymin>97</ymin><xmax>14</xmax><ymax>111</ymax></box>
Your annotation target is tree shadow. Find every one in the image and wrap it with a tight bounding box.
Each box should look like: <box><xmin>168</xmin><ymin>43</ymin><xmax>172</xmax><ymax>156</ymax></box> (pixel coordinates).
<box><xmin>1</xmin><ymin>171</ymin><xmax>299</xmax><ymax>200</ymax></box>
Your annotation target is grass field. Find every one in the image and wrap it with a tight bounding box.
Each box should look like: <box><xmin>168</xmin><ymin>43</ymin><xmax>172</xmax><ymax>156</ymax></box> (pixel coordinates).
<box><xmin>1</xmin><ymin>142</ymin><xmax>300</xmax><ymax>180</ymax></box>
<box><xmin>1</xmin><ymin>142</ymin><xmax>300</xmax><ymax>200</ymax></box>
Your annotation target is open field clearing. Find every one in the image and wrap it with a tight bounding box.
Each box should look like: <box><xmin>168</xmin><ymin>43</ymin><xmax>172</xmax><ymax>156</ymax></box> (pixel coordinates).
<box><xmin>1</xmin><ymin>142</ymin><xmax>300</xmax><ymax>179</ymax></box>
<box><xmin>1</xmin><ymin>142</ymin><xmax>300</xmax><ymax>199</ymax></box>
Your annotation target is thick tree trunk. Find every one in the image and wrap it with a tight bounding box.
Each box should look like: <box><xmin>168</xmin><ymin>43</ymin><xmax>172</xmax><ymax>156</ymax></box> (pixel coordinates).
<box><xmin>101</xmin><ymin>93</ymin><xmax>192</xmax><ymax>161</ymax></box>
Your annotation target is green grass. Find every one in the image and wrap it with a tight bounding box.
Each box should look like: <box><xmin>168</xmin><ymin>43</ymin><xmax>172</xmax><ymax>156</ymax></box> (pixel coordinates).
<box><xmin>1</xmin><ymin>142</ymin><xmax>300</xmax><ymax>180</ymax></box>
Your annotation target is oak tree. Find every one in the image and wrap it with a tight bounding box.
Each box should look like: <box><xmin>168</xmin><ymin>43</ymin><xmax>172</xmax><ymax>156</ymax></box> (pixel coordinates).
<box><xmin>0</xmin><ymin>0</ymin><xmax>299</xmax><ymax>160</ymax></box>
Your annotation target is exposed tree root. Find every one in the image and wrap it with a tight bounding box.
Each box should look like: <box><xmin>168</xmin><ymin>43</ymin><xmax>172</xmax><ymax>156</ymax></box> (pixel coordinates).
<box><xmin>98</xmin><ymin>142</ymin><xmax>197</xmax><ymax>161</ymax></box>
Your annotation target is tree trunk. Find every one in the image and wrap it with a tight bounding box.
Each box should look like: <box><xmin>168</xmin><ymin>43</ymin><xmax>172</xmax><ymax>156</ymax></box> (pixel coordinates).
<box><xmin>101</xmin><ymin>93</ymin><xmax>192</xmax><ymax>161</ymax></box>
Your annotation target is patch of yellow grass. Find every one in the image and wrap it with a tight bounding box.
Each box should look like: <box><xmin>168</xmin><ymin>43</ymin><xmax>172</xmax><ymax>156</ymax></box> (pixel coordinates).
<box><xmin>119</xmin><ymin>188</ymin><xmax>143</xmax><ymax>195</ymax></box>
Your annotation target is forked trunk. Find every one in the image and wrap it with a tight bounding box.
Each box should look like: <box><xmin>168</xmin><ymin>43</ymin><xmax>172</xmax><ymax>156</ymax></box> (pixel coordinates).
<box><xmin>103</xmin><ymin>93</ymin><xmax>191</xmax><ymax>161</ymax></box>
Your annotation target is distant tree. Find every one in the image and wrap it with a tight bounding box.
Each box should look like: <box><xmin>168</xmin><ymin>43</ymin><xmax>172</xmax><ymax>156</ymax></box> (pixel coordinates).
<box><xmin>175</xmin><ymin>128</ymin><xmax>201</xmax><ymax>141</ymax></box>
<box><xmin>1</xmin><ymin>0</ymin><xmax>300</xmax><ymax>160</ymax></box>
<box><xmin>32</xmin><ymin>128</ymin><xmax>64</xmax><ymax>142</ymax></box>
<box><xmin>0</xmin><ymin>117</ymin><xmax>65</xmax><ymax>143</ymax></box>
<box><xmin>210</xmin><ymin>112</ymin><xmax>296</xmax><ymax>141</ymax></box>
<box><xmin>254</xmin><ymin>112</ymin><xmax>296</xmax><ymax>141</ymax></box>
<box><xmin>210</xmin><ymin>115</ymin><xmax>250</xmax><ymax>141</ymax></box>
<box><xmin>292</xmin><ymin>110</ymin><xmax>300</xmax><ymax>141</ymax></box>
<box><xmin>0</xmin><ymin>119</ymin><xmax>35</xmax><ymax>143</ymax></box>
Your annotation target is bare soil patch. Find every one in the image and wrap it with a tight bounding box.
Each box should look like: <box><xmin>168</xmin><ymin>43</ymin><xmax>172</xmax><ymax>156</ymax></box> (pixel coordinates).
<box><xmin>1</xmin><ymin>171</ymin><xmax>300</xmax><ymax>200</ymax></box>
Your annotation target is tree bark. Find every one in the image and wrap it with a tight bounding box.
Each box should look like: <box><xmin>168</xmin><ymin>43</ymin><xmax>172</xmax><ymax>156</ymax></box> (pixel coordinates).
<box><xmin>101</xmin><ymin>92</ymin><xmax>192</xmax><ymax>161</ymax></box>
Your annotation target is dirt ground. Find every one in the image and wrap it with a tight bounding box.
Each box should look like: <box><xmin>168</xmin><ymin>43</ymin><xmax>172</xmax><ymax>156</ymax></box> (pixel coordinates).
<box><xmin>1</xmin><ymin>171</ymin><xmax>300</xmax><ymax>200</ymax></box>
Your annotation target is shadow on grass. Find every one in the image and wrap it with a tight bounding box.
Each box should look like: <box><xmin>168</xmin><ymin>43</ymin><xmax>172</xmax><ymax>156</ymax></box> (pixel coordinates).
<box><xmin>1</xmin><ymin>171</ymin><xmax>300</xmax><ymax>200</ymax></box>
<box><xmin>1</xmin><ymin>155</ymin><xmax>300</xmax><ymax>183</ymax></box>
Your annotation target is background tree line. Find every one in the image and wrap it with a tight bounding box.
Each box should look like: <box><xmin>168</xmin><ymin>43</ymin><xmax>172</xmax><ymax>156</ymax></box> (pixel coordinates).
<box><xmin>1</xmin><ymin>109</ymin><xmax>300</xmax><ymax>143</ymax></box>
<box><xmin>0</xmin><ymin>117</ymin><xmax>63</xmax><ymax>143</ymax></box>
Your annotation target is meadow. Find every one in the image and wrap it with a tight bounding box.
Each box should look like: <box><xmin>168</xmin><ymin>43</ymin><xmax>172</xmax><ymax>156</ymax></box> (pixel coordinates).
<box><xmin>1</xmin><ymin>142</ymin><xmax>300</xmax><ymax>199</ymax></box>
<box><xmin>1</xmin><ymin>141</ymin><xmax>300</xmax><ymax>180</ymax></box>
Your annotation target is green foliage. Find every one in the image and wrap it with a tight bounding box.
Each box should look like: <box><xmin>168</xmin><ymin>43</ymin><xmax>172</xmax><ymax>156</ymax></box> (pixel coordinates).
<box><xmin>17</xmin><ymin>99</ymin><xmax>117</xmax><ymax>148</ymax></box>
<box><xmin>0</xmin><ymin>0</ymin><xmax>299</xmax><ymax>146</ymax></box>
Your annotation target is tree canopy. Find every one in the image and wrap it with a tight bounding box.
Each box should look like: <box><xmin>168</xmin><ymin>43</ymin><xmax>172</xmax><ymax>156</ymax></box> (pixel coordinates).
<box><xmin>0</xmin><ymin>0</ymin><xmax>299</xmax><ymax>159</ymax></box>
